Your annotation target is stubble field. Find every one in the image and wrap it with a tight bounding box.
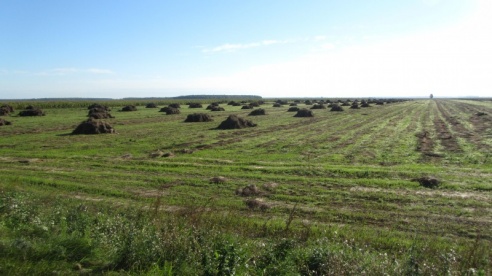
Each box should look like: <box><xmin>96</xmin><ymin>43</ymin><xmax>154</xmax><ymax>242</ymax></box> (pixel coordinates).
<box><xmin>0</xmin><ymin>98</ymin><xmax>491</xmax><ymax>275</ymax></box>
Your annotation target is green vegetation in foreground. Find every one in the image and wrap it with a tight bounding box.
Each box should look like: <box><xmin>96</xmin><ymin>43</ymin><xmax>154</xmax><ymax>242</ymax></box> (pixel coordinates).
<box><xmin>0</xmin><ymin>99</ymin><xmax>491</xmax><ymax>275</ymax></box>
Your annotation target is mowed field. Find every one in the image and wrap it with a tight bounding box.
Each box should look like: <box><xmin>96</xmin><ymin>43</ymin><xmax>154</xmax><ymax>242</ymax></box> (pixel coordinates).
<box><xmin>0</xmin><ymin>99</ymin><xmax>491</xmax><ymax>275</ymax></box>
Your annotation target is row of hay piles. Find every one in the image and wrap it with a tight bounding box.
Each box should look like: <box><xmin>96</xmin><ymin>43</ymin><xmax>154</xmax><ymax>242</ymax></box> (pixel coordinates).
<box><xmin>0</xmin><ymin>118</ymin><xmax>12</xmax><ymax>126</ymax></box>
<box><xmin>72</xmin><ymin>119</ymin><xmax>115</xmax><ymax>135</ymax></box>
<box><xmin>19</xmin><ymin>106</ymin><xmax>45</xmax><ymax>116</ymax></box>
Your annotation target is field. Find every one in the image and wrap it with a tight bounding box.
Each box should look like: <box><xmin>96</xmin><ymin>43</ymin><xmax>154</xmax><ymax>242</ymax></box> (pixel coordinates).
<box><xmin>0</xmin><ymin>99</ymin><xmax>491</xmax><ymax>275</ymax></box>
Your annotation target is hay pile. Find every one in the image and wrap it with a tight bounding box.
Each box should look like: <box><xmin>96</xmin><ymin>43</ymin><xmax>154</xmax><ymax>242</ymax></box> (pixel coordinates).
<box><xmin>350</xmin><ymin>103</ymin><xmax>360</xmax><ymax>109</ymax></box>
<box><xmin>245</xmin><ymin>198</ymin><xmax>270</xmax><ymax>210</ymax></box>
<box><xmin>88</xmin><ymin>107</ymin><xmax>114</xmax><ymax>119</ymax></box>
<box><xmin>0</xmin><ymin>118</ymin><xmax>12</xmax><ymax>126</ymax></box>
<box><xmin>0</xmin><ymin>105</ymin><xmax>14</xmax><ymax>116</ymax></box>
<box><xmin>19</xmin><ymin>106</ymin><xmax>45</xmax><ymax>116</ymax></box>
<box><xmin>248</xmin><ymin>108</ymin><xmax>266</xmax><ymax>116</ymax></box>
<box><xmin>163</xmin><ymin>107</ymin><xmax>181</xmax><ymax>115</ymax></box>
<box><xmin>413</xmin><ymin>177</ymin><xmax>440</xmax><ymax>189</ymax></box>
<box><xmin>185</xmin><ymin>113</ymin><xmax>213</xmax><ymax>122</ymax></box>
<box><xmin>287</xmin><ymin>107</ymin><xmax>300</xmax><ymax>112</ymax></box>
<box><xmin>72</xmin><ymin>119</ymin><xmax>115</xmax><ymax>135</ymax></box>
<box><xmin>311</xmin><ymin>104</ymin><xmax>326</xmax><ymax>109</ymax></box>
<box><xmin>210</xmin><ymin>176</ymin><xmax>227</xmax><ymax>183</ymax></box>
<box><xmin>241</xmin><ymin>105</ymin><xmax>253</xmax><ymax>109</ymax></box>
<box><xmin>88</xmin><ymin>104</ymin><xmax>110</xmax><ymax>111</ymax></box>
<box><xmin>236</xmin><ymin>184</ymin><xmax>261</xmax><ymax>196</ymax></box>
<box><xmin>145</xmin><ymin>103</ymin><xmax>158</xmax><ymax>108</ymax></box>
<box><xmin>217</xmin><ymin>115</ymin><xmax>257</xmax><ymax>129</ymax></box>
<box><xmin>330</xmin><ymin>105</ymin><xmax>344</xmax><ymax>112</ymax></box>
<box><xmin>294</xmin><ymin>108</ymin><xmax>314</xmax><ymax>117</ymax></box>
<box><xmin>121</xmin><ymin>105</ymin><xmax>137</xmax><ymax>111</ymax></box>
<box><xmin>206</xmin><ymin>103</ymin><xmax>219</xmax><ymax>110</ymax></box>
<box><xmin>188</xmin><ymin>103</ymin><xmax>203</xmax><ymax>108</ymax></box>
<box><xmin>210</xmin><ymin>106</ymin><xmax>225</xmax><ymax>111</ymax></box>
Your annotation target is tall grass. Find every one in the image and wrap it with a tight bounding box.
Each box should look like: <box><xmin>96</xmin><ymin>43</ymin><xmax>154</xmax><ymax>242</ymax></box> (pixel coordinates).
<box><xmin>0</xmin><ymin>189</ymin><xmax>489</xmax><ymax>275</ymax></box>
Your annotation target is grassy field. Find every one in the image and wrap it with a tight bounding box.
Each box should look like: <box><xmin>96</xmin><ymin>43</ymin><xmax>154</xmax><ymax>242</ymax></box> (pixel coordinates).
<box><xmin>0</xmin><ymin>99</ymin><xmax>491</xmax><ymax>275</ymax></box>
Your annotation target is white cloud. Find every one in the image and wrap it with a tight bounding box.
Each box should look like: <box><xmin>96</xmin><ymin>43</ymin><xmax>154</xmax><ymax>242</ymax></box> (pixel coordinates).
<box><xmin>87</xmin><ymin>68</ymin><xmax>114</xmax><ymax>74</ymax></box>
<box><xmin>185</xmin><ymin>0</ymin><xmax>492</xmax><ymax>98</ymax></box>
<box><xmin>35</xmin><ymin>67</ymin><xmax>114</xmax><ymax>76</ymax></box>
<box><xmin>202</xmin><ymin>39</ymin><xmax>287</xmax><ymax>53</ymax></box>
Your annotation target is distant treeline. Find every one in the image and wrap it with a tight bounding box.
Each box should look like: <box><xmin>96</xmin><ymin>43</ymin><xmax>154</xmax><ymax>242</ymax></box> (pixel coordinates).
<box><xmin>0</xmin><ymin>95</ymin><xmax>263</xmax><ymax>109</ymax></box>
<box><xmin>170</xmin><ymin>95</ymin><xmax>262</xmax><ymax>100</ymax></box>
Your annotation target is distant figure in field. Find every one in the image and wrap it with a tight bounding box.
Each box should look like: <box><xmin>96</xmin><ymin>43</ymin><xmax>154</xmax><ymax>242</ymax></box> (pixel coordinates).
<box><xmin>430</xmin><ymin>94</ymin><xmax>434</xmax><ymax>99</ymax></box>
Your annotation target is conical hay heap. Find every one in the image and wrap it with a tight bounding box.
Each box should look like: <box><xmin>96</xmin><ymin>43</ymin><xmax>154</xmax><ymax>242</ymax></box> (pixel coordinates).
<box><xmin>294</xmin><ymin>108</ymin><xmax>314</xmax><ymax>117</ymax></box>
<box><xmin>185</xmin><ymin>113</ymin><xmax>213</xmax><ymax>122</ymax></box>
<box><xmin>165</xmin><ymin>107</ymin><xmax>181</xmax><ymax>115</ymax></box>
<box><xmin>210</xmin><ymin>106</ymin><xmax>225</xmax><ymax>111</ymax></box>
<box><xmin>0</xmin><ymin>118</ymin><xmax>12</xmax><ymax>125</ymax></box>
<box><xmin>330</xmin><ymin>105</ymin><xmax>344</xmax><ymax>112</ymax></box>
<box><xmin>88</xmin><ymin>108</ymin><xmax>114</xmax><ymax>119</ymax></box>
<box><xmin>248</xmin><ymin>108</ymin><xmax>266</xmax><ymax>116</ymax></box>
<box><xmin>88</xmin><ymin>103</ymin><xmax>110</xmax><ymax>111</ymax></box>
<box><xmin>121</xmin><ymin>105</ymin><xmax>137</xmax><ymax>111</ymax></box>
<box><xmin>146</xmin><ymin>103</ymin><xmax>158</xmax><ymax>108</ymax></box>
<box><xmin>72</xmin><ymin>119</ymin><xmax>115</xmax><ymax>135</ymax></box>
<box><xmin>310</xmin><ymin>104</ymin><xmax>326</xmax><ymax>109</ymax></box>
<box><xmin>0</xmin><ymin>105</ymin><xmax>14</xmax><ymax>115</ymax></box>
<box><xmin>217</xmin><ymin>115</ymin><xmax>257</xmax><ymax>129</ymax></box>
<box><xmin>188</xmin><ymin>103</ymin><xmax>203</xmax><ymax>108</ymax></box>
<box><xmin>19</xmin><ymin>108</ymin><xmax>45</xmax><ymax>116</ymax></box>
<box><xmin>287</xmin><ymin>106</ymin><xmax>300</xmax><ymax>112</ymax></box>
<box><xmin>0</xmin><ymin>107</ymin><xmax>10</xmax><ymax>116</ymax></box>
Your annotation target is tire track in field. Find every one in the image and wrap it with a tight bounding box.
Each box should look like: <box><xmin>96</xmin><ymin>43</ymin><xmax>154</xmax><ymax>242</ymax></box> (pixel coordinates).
<box><xmin>321</xmin><ymin>104</ymin><xmax>415</xmax><ymax>159</ymax></box>
<box><xmin>433</xmin><ymin>100</ymin><xmax>462</xmax><ymax>152</ymax></box>
<box><xmin>434</xmin><ymin>100</ymin><xmax>489</xmax><ymax>151</ymax></box>
<box><xmin>443</xmin><ymin>100</ymin><xmax>492</xmax><ymax>150</ymax></box>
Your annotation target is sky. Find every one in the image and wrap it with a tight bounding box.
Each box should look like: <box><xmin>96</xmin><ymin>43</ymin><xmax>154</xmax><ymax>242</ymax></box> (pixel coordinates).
<box><xmin>1</xmin><ymin>0</ymin><xmax>491</xmax><ymax>99</ymax></box>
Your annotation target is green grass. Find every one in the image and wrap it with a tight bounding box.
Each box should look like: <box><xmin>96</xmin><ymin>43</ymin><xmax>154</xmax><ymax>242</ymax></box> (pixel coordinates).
<box><xmin>0</xmin><ymin>99</ymin><xmax>491</xmax><ymax>274</ymax></box>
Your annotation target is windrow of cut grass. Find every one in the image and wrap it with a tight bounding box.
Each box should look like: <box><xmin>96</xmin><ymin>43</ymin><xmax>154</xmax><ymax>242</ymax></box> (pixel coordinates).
<box><xmin>1</xmin><ymin>99</ymin><xmax>491</xmax><ymax>274</ymax></box>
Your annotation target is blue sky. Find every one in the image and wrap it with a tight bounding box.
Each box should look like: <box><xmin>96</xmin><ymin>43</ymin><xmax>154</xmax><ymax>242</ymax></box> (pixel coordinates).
<box><xmin>1</xmin><ymin>0</ymin><xmax>491</xmax><ymax>99</ymax></box>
